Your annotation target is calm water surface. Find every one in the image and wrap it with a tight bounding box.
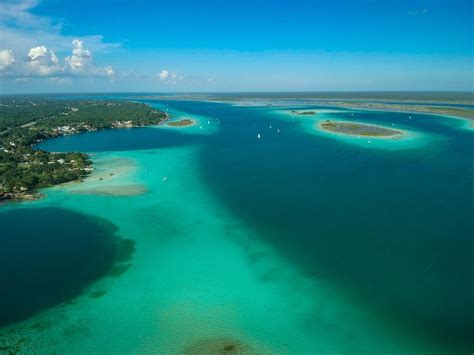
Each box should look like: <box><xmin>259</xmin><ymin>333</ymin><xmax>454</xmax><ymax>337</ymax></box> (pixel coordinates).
<box><xmin>2</xmin><ymin>98</ymin><xmax>473</xmax><ymax>354</ymax></box>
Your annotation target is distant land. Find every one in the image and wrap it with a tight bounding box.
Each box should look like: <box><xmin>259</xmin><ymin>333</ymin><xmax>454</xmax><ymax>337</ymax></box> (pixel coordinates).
<box><xmin>129</xmin><ymin>91</ymin><xmax>474</xmax><ymax>104</ymax></box>
<box><xmin>130</xmin><ymin>91</ymin><xmax>474</xmax><ymax>126</ymax></box>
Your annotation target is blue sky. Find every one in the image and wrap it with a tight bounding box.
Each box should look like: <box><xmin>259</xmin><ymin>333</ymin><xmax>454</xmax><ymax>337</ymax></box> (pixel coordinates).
<box><xmin>0</xmin><ymin>0</ymin><xmax>472</xmax><ymax>93</ymax></box>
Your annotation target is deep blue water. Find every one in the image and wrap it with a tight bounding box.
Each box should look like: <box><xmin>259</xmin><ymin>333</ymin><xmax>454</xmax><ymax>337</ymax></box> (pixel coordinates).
<box><xmin>38</xmin><ymin>125</ymin><xmax>202</xmax><ymax>152</ymax></box>
<box><xmin>0</xmin><ymin>208</ymin><xmax>134</xmax><ymax>327</ymax></box>
<box><xmin>35</xmin><ymin>99</ymin><xmax>473</xmax><ymax>352</ymax></box>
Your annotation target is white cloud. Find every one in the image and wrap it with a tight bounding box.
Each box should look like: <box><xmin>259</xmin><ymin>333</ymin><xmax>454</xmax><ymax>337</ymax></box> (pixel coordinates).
<box><xmin>408</xmin><ymin>8</ymin><xmax>428</xmax><ymax>15</ymax></box>
<box><xmin>50</xmin><ymin>50</ymin><xmax>59</xmax><ymax>65</ymax></box>
<box><xmin>0</xmin><ymin>0</ymin><xmax>117</xmax><ymax>80</ymax></box>
<box><xmin>0</xmin><ymin>0</ymin><xmax>119</xmax><ymax>53</ymax></box>
<box><xmin>157</xmin><ymin>69</ymin><xmax>183</xmax><ymax>84</ymax></box>
<box><xmin>0</xmin><ymin>0</ymin><xmax>49</xmax><ymax>29</ymax></box>
<box><xmin>102</xmin><ymin>66</ymin><xmax>114</xmax><ymax>76</ymax></box>
<box><xmin>1</xmin><ymin>39</ymin><xmax>114</xmax><ymax>78</ymax></box>
<box><xmin>28</xmin><ymin>45</ymin><xmax>47</xmax><ymax>61</ymax></box>
<box><xmin>158</xmin><ymin>69</ymin><xmax>170</xmax><ymax>80</ymax></box>
<box><xmin>0</xmin><ymin>49</ymin><xmax>15</xmax><ymax>70</ymax></box>
<box><xmin>27</xmin><ymin>46</ymin><xmax>61</xmax><ymax>76</ymax></box>
<box><xmin>65</xmin><ymin>39</ymin><xmax>93</xmax><ymax>72</ymax></box>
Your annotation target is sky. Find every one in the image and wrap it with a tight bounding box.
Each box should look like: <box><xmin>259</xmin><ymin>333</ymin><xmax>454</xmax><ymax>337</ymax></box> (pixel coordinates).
<box><xmin>0</xmin><ymin>0</ymin><xmax>472</xmax><ymax>93</ymax></box>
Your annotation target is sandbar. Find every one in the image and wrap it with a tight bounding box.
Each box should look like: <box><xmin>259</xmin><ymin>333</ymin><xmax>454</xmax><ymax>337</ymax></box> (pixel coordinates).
<box><xmin>71</xmin><ymin>184</ymin><xmax>147</xmax><ymax>196</ymax></box>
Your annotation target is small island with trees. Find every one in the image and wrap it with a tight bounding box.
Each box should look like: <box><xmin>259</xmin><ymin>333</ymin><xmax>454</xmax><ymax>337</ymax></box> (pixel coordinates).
<box><xmin>0</xmin><ymin>97</ymin><xmax>168</xmax><ymax>202</ymax></box>
<box><xmin>319</xmin><ymin>120</ymin><xmax>404</xmax><ymax>138</ymax></box>
<box><xmin>291</xmin><ymin>110</ymin><xmax>316</xmax><ymax>115</ymax></box>
<box><xmin>167</xmin><ymin>119</ymin><xmax>195</xmax><ymax>127</ymax></box>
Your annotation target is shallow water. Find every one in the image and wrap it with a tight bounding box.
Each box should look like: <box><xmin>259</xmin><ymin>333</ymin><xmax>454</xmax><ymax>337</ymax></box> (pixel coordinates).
<box><xmin>1</xmin><ymin>98</ymin><xmax>473</xmax><ymax>354</ymax></box>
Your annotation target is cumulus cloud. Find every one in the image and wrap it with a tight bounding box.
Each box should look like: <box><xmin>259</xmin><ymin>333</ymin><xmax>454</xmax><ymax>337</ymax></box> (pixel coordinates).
<box><xmin>158</xmin><ymin>69</ymin><xmax>183</xmax><ymax>83</ymax></box>
<box><xmin>0</xmin><ymin>49</ymin><xmax>15</xmax><ymax>70</ymax></box>
<box><xmin>26</xmin><ymin>45</ymin><xmax>61</xmax><ymax>76</ymax></box>
<box><xmin>65</xmin><ymin>39</ymin><xmax>93</xmax><ymax>72</ymax></box>
<box><xmin>1</xmin><ymin>39</ymin><xmax>114</xmax><ymax>78</ymax></box>
<box><xmin>28</xmin><ymin>45</ymin><xmax>47</xmax><ymax>61</ymax></box>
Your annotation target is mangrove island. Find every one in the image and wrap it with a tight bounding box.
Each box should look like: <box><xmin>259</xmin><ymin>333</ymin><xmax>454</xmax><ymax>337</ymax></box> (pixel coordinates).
<box><xmin>319</xmin><ymin>120</ymin><xmax>403</xmax><ymax>137</ymax></box>
<box><xmin>292</xmin><ymin>110</ymin><xmax>316</xmax><ymax>115</ymax></box>
<box><xmin>167</xmin><ymin>119</ymin><xmax>195</xmax><ymax>127</ymax></box>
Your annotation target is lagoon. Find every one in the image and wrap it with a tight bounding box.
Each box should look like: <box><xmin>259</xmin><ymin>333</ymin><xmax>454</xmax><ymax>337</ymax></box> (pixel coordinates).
<box><xmin>1</xmin><ymin>97</ymin><xmax>473</xmax><ymax>354</ymax></box>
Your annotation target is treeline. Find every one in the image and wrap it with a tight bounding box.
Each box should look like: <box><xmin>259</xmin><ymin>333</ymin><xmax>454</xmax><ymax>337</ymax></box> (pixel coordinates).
<box><xmin>0</xmin><ymin>97</ymin><xmax>69</xmax><ymax>132</ymax></box>
<box><xmin>0</xmin><ymin>149</ymin><xmax>90</xmax><ymax>193</ymax></box>
<box><xmin>35</xmin><ymin>100</ymin><xmax>167</xmax><ymax>130</ymax></box>
<box><xmin>0</xmin><ymin>97</ymin><xmax>167</xmax><ymax>132</ymax></box>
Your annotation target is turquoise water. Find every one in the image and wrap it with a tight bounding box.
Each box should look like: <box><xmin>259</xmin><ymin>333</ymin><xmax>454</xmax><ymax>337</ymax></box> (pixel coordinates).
<box><xmin>1</xmin><ymin>98</ymin><xmax>473</xmax><ymax>354</ymax></box>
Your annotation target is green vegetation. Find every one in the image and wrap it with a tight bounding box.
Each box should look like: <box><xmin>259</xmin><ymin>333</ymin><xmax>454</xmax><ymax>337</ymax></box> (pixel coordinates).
<box><xmin>320</xmin><ymin>120</ymin><xmax>402</xmax><ymax>137</ymax></box>
<box><xmin>167</xmin><ymin>119</ymin><xmax>194</xmax><ymax>126</ymax></box>
<box><xmin>0</xmin><ymin>97</ymin><xmax>168</xmax><ymax>201</ymax></box>
<box><xmin>291</xmin><ymin>110</ymin><xmax>316</xmax><ymax>115</ymax></box>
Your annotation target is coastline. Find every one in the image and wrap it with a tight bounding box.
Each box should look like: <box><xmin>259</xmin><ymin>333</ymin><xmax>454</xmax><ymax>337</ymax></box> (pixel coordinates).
<box><xmin>0</xmin><ymin>192</ymin><xmax>44</xmax><ymax>204</ymax></box>
<box><xmin>0</xmin><ymin>104</ymin><xmax>170</xmax><ymax>204</ymax></box>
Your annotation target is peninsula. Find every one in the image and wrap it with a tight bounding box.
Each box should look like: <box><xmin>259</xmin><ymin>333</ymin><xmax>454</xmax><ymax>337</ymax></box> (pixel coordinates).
<box><xmin>0</xmin><ymin>97</ymin><xmax>168</xmax><ymax>201</ymax></box>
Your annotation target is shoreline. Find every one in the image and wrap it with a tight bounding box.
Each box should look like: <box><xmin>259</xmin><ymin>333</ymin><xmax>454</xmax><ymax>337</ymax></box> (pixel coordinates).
<box><xmin>0</xmin><ymin>104</ymin><xmax>170</xmax><ymax>204</ymax></box>
<box><xmin>0</xmin><ymin>192</ymin><xmax>44</xmax><ymax>204</ymax></box>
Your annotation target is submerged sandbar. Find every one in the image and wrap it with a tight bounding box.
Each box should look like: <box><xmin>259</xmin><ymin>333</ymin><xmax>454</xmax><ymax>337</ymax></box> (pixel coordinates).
<box><xmin>71</xmin><ymin>184</ymin><xmax>147</xmax><ymax>196</ymax></box>
<box><xmin>319</xmin><ymin>120</ymin><xmax>404</xmax><ymax>138</ymax></box>
<box><xmin>167</xmin><ymin>119</ymin><xmax>195</xmax><ymax>127</ymax></box>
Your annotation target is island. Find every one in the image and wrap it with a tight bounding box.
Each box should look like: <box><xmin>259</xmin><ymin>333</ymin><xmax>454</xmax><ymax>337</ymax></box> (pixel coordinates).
<box><xmin>167</xmin><ymin>119</ymin><xmax>195</xmax><ymax>127</ymax></box>
<box><xmin>316</xmin><ymin>102</ymin><xmax>474</xmax><ymax>126</ymax></box>
<box><xmin>319</xmin><ymin>120</ymin><xmax>403</xmax><ymax>137</ymax></box>
<box><xmin>291</xmin><ymin>110</ymin><xmax>316</xmax><ymax>115</ymax></box>
<box><xmin>0</xmin><ymin>97</ymin><xmax>168</xmax><ymax>202</ymax></box>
